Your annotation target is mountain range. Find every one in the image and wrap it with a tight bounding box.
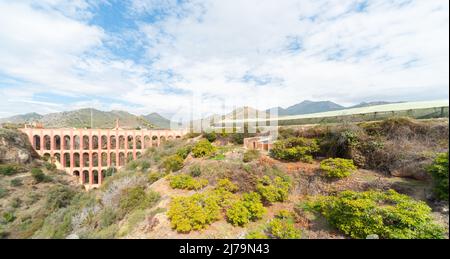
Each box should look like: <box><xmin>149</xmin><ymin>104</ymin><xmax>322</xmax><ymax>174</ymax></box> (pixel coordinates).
<box><xmin>0</xmin><ymin>100</ymin><xmax>398</xmax><ymax>129</ymax></box>
<box><xmin>0</xmin><ymin>109</ymin><xmax>172</xmax><ymax>129</ymax></box>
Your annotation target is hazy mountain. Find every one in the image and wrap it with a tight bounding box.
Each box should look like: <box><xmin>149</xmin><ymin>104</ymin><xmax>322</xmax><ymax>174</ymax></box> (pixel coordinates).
<box><xmin>268</xmin><ymin>100</ymin><xmax>345</xmax><ymax>116</ymax></box>
<box><xmin>349</xmin><ymin>101</ymin><xmax>399</xmax><ymax>108</ymax></box>
<box><xmin>143</xmin><ymin>113</ymin><xmax>171</xmax><ymax>129</ymax></box>
<box><xmin>223</xmin><ymin>106</ymin><xmax>269</xmax><ymax>121</ymax></box>
<box><xmin>1</xmin><ymin>109</ymin><xmax>154</xmax><ymax>129</ymax></box>
<box><xmin>0</xmin><ymin>112</ymin><xmax>43</xmax><ymax>124</ymax></box>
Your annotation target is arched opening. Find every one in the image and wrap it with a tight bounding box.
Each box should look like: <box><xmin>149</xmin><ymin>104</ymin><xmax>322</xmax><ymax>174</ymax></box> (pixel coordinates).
<box><xmin>110</xmin><ymin>136</ymin><xmax>117</xmax><ymax>149</ymax></box>
<box><xmin>119</xmin><ymin>135</ymin><xmax>125</xmax><ymax>149</ymax></box>
<box><xmin>152</xmin><ymin>135</ymin><xmax>158</xmax><ymax>146</ymax></box>
<box><xmin>167</xmin><ymin>136</ymin><xmax>174</xmax><ymax>141</ymax></box>
<box><xmin>176</xmin><ymin>135</ymin><xmax>181</xmax><ymax>139</ymax></box>
<box><xmin>63</xmin><ymin>135</ymin><xmax>71</xmax><ymax>150</ymax></box>
<box><xmin>136</xmin><ymin>136</ymin><xmax>142</xmax><ymax>149</ymax></box>
<box><xmin>110</xmin><ymin>152</ymin><xmax>116</xmax><ymax>167</ymax></box>
<box><xmin>44</xmin><ymin>135</ymin><xmax>51</xmax><ymax>150</ymax></box>
<box><xmin>93</xmin><ymin>170</ymin><xmax>99</xmax><ymax>184</ymax></box>
<box><xmin>127</xmin><ymin>151</ymin><xmax>133</xmax><ymax>162</ymax></box>
<box><xmin>64</xmin><ymin>153</ymin><xmax>71</xmax><ymax>167</ymax></box>
<box><xmin>144</xmin><ymin>136</ymin><xmax>151</xmax><ymax>149</ymax></box>
<box><xmin>101</xmin><ymin>152</ymin><xmax>107</xmax><ymax>167</ymax></box>
<box><xmin>82</xmin><ymin>170</ymin><xmax>89</xmax><ymax>184</ymax></box>
<box><xmin>160</xmin><ymin>136</ymin><xmax>166</xmax><ymax>143</ymax></box>
<box><xmin>119</xmin><ymin>152</ymin><xmax>125</xmax><ymax>166</ymax></box>
<box><xmin>92</xmin><ymin>136</ymin><xmax>99</xmax><ymax>149</ymax></box>
<box><xmin>83</xmin><ymin>153</ymin><xmax>90</xmax><ymax>167</ymax></box>
<box><xmin>101</xmin><ymin>170</ymin><xmax>106</xmax><ymax>180</ymax></box>
<box><xmin>54</xmin><ymin>135</ymin><xmax>61</xmax><ymax>150</ymax></box>
<box><xmin>83</xmin><ymin>136</ymin><xmax>89</xmax><ymax>150</ymax></box>
<box><xmin>136</xmin><ymin>152</ymin><xmax>142</xmax><ymax>158</ymax></box>
<box><xmin>55</xmin><ymin>153</ymin><xmax>61</xmax><ymax>165</ymax></box>
<box><xmin>73</xmin><ymin>170</ymin><xmax>80</xmax><ymax>177</ymax></box>
<box><xmin>92</xmin><ymin>152</ymin><xmax>99</xmax><ymax>167</ymax></box>
<box><xmin>101</xmin><ymin>136</ymin><xmax>108</xmax><ymax>150</ymax></box>
<box><xmin>33</xmin><ymin>135</ymin><xmax>41</xmax><ymax>150</ymax></box>
<box><xmin>74</xmin><ymin>153</ymin><xmax>80</xmax><ymax>167</ymax></box>
<box><xmin>73</xmin><ymin>135</ymin><xmax>80</xmax><ymax>150</ymax></box>
<box><xmin>127</xmin><ymin>135</ymin><xmax>134</xmax><ymax>149</ymax></box>
<box><xmin>43</xmin><ymin>153</ymin><xmax>51</xmax><ymax>162</ymax></box>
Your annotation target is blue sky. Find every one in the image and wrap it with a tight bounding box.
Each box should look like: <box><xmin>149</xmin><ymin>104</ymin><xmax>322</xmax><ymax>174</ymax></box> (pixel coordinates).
<box><xmin>0</xmin><ymin>0</ymin><xmax>448</xmax><ymax>120</ymax></box>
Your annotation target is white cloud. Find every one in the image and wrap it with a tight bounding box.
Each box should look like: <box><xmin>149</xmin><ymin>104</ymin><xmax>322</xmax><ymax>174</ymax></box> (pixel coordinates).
<box><xmin>0</xmin><ymin>0</ymin><xmax>448</xmax><ymax>120</ymax></box>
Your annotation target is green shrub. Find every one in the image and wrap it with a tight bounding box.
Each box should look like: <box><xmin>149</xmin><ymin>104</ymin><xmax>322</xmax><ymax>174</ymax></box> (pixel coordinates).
<box><xmin>320</xmin><ymin>158</ymin><xmax>356</xmax><ymax>179</ymax></box>
<box><xmin>0</xmin><ymin>187</ymin><xmax>8</xmax><ymax>198</ymax></box>
<box><xmin>167</xmin><ymin>193</ymin><xmax>221</xmax><ymax>232</ymax></box>
<box><xmin>246</xmin><ymin>230</ymin><xmax>268</xmax><ymax>239</ymax></box>
<box><xmin>140</xmin><ymin>160</ymin><xmax>151</xmax><ymax>171</ymax></box>
<box><xmin>31</xmin><ymin>168</ymin><xmax>46</xmax><ymax>183</ymax></box>
<box><xmin>10</xmin><ymin>178</ymin><xmax>22</xmax><ymax>187</ymax></box>
<box><xmin>100</xmin><ymin>208</ymin><xmax>117</xmax><ymax>228</ymax></box>
<box><xmin>147</xmin><ymin>171</ymin><xmax>166</xmax><ymax>184</ymax></box>
<box><xmin>203</xmin><ymin>132</ymin><xmax>217</xmax><ymax>143</ymax></box>
<box><xmin>226</xmin><ymin>192</ymin><xmax>266</xmax><ymax>226</ymax></box>
<box><xmin>2</xmin><ymin>211</ymin><xmax>16</xmax><ymax>224</ymax></box>
<box><xmin>126</xmin><ymin>160</ymin><xmax>139</xmax><ymax>170</ymax></box>
<box><xmin>45</xmin><ymin>186</ymin><xmax>76</xmax><ymax>211</ymax></box>
<box><xmin>243</xmin><ymin>149</ymin><xmax>260</xmax><ymax>163</ymax></box>
<box><xmin>176</xmin><ymin>146</ymin><xmax>192</xmax><ymax>159</ymax></box>
<box><xmin>270</xmin><ymin>137</ymin><xmax>319</xmax><ymax>162</ymax></box>
<box><xmin>119</xmin><ymin>186</ymin><xmax>160</xmax><ymax>214</ymax></box>
<box><xmin>427</xmin><ymin>152</ymin><xmax>449</xmax><ymax>201</ymax></box>
<box><xmin>226</xmin><ymin>201</ymin><xmax>251</xmax><ymax>226</ymax></box>
<box><xmin>242</xmin><ymin>192</ymin><xmax>266</xmax><ymax>221</ymax></box>
<box><xmin>256</xmin><ymin>176</ymin><xmax>291</xmax><ymax>204</ymax></box>
<box><xmin>0</xmin><ymin>164</ymin><xmax>19</xmax><ymax>176</ymax></box>
<box><xmin>189</xmin><ymin>164</ymin><xmax>202</xmax><ymax>177</ymax></box>
<box><xmin>162</xmin><ymin>154</ymin><xmax>184</xmax><ymax>172</ymax></box>
<box><xmin>169</xmin><ymin>174</ymin><xmax>208</xmax><ymax>190</ymax></box>
<box><xmin>305</xmin><ymin>190</ymin><xmax>446</xmax><ymax>239</ymax></box>
<box><xmin>192</xmin><ymin>140</ymin><xmax>217</xmax><ymax>158</ymax></box>
<box><xmin>216</xmin><ymin>178</ymin><xmax>238</xmax><ymax>193</ymax></box>
<box><xmin>267</xmin><ymin>217</ymin><xmax>301</xmax><ymax>239</ymax></box>
<box><xmin>44</xmin><ymin>162</ymin><xmax>57</xmax><ymax>171</ymax></box>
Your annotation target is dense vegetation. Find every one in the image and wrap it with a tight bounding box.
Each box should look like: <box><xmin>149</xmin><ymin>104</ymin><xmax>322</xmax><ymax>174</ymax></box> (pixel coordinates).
<box><xmin>270</xmin><ymin>137</ymin><xmax>319</xmax><ymax>162</ymax></box>
<box><xmin>0</xmin><ymin>117</ymin><xmax>448</xmax><ymax>239</ymax></box>
<box><xmin>304</xmin><ymin>190</ymin><xmax>446</xmax><ymax>239</ymax></box>
<box><xmin>320</xmin><ymin>158</ymin><xmax>357</xmax><ymax>179</ymax></box>
<box><xmin>427</xmin><ymin>152</ymin><xmax>449</xmax><ymax>201</ymax></box>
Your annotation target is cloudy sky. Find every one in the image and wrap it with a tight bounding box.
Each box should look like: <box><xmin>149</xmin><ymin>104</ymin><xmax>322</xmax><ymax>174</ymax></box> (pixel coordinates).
<box><xmin>0</xmin><ymin>0</ymin><xmax>448</xmax><ymax>120</ymax></box>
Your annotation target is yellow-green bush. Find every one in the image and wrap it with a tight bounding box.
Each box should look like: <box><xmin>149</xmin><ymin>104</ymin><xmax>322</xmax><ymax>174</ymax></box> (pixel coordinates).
<box><xmin>304</xmin><ymin>189</ymin><xmax>445</xmax><ymax>239</ymax></box>
<box><xmin>427</xmin><ymin>152</ymin><xmax>449</xmax><ymax>201</ymax></box>
<box><xmin>267</xmin><ymin>217</ymin><xmax>301</xmax><ymax>239</ymax></box>
<box><xmin>162</xmin><ymin>154</ymin><xmax>184</xmax><ymax>172</ymax></box>
<box><xmin>216</xmin><ymin>178</ymin><xmax>238</xmax><ymax>193</ymax></box>
<box><xmin>256</xmin><ymin>176</ymin><xmax>291</xmax><ymax>204</ymax></box>
<box><xmin>192</xmin><ymin>140</ymin><xmax>217</xmax><ymax>158</ymax></box>
<box><xmin>226</xmin><ymin>201</ymin><xmax>251</xmax><ymax>226</ymax></box>
<box><xmin>270</xmin><ymin>137</ymin><xmax>319</xmax><ymax>162</ymax></box>
<box><xmin>320</xmin><ymin>158</ymin><xmax>356</xmax><ymax>179</ymax></box>
<box><xmin>169</xmin><ymin>174</ymin><xmax>209</xmax><ymax>190</ymax></box>
<box><xmin>167</xmin><ymin>193</ymin><xmax>221</xmax><ymax>233</ymax></box>
<box><xmin>246</xmin><ymin>230</ymin><xmax>268</xmax><ymax>239</ymax></box>
<box><xmin>226</xmin><ymin>192</ymin><xmax>266</xmax><ymax>226</ymax></box>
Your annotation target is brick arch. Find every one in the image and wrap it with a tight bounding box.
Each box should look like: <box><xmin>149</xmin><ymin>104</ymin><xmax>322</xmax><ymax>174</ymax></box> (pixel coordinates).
<box><xmin>19</xmin><ymin>128</ymin><xmax>187</xmax><ymax>188</ymax></box>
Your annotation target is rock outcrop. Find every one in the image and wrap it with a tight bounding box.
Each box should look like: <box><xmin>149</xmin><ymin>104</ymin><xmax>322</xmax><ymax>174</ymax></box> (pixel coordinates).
<box><xmin>0</xmin><ymin>128</ymin><xmax>36</xmax><ymax>164</ymax></box>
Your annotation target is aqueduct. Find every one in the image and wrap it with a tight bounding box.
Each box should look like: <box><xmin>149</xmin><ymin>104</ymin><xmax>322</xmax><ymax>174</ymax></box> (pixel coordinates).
<box><xmin>19</xmin><ymin>123</ymin><xmax>187</xmax><ymax>189</ymax></box>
